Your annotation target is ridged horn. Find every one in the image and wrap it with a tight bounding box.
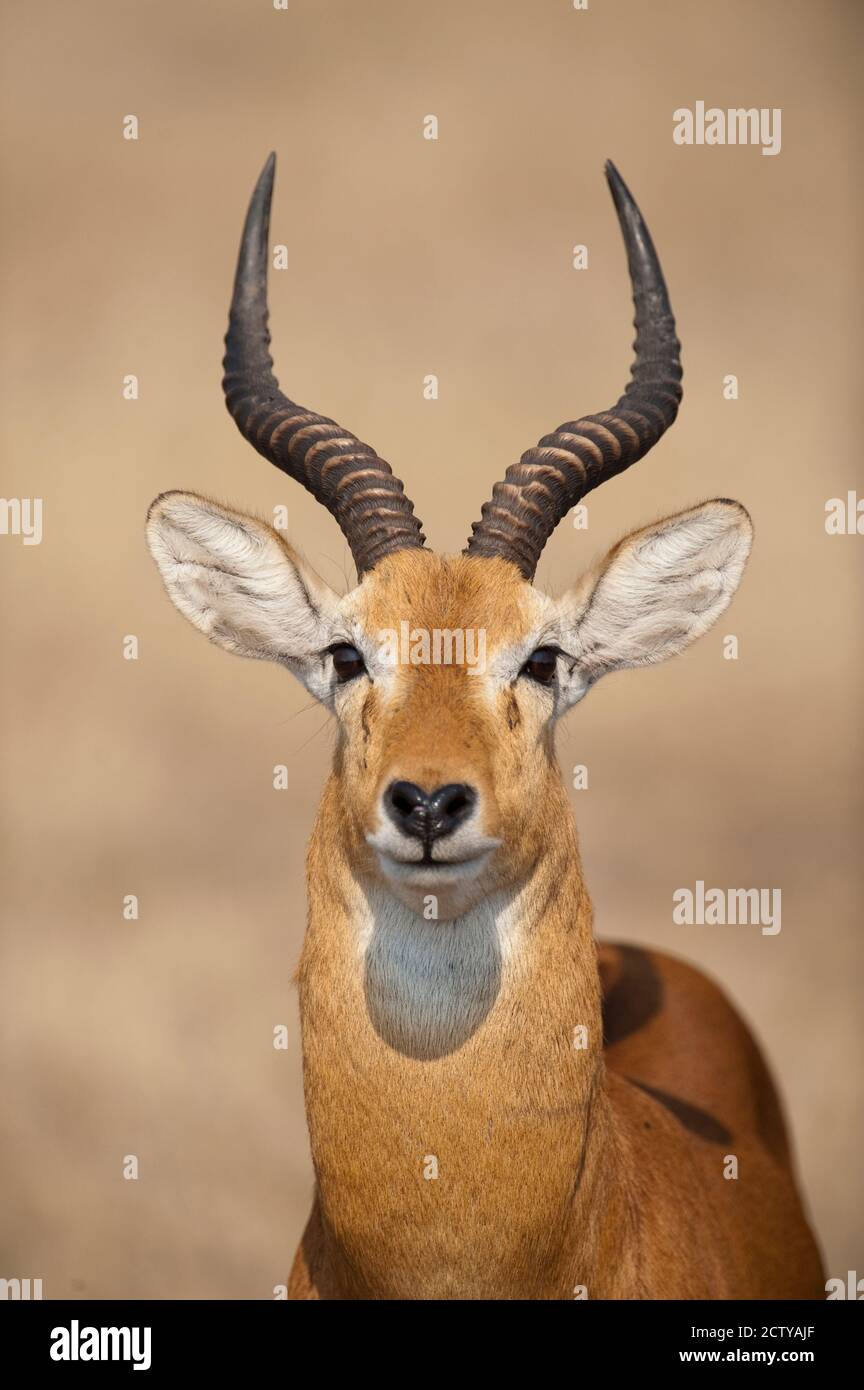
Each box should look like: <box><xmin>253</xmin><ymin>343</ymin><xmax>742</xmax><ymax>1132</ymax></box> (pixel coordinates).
<box><xmin>465</xmin><ymin>160</ymin><xmax>683</xmax><ymax>579</ymax></box>
<box><xmin>222</xmin><ymin>153</ymin><xmax>425</xmax><ymax>576</ymax></box>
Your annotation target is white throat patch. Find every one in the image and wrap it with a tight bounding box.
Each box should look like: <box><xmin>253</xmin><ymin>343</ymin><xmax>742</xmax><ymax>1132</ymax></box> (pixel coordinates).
<box><xmin>354</xmin><ymin>883</ymin><xmax>523</xmax><ymax>1060</ymax></box>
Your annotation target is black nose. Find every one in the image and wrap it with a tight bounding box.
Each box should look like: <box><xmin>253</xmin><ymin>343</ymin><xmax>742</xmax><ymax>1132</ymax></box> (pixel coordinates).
<box><xmin>385</xmin><ymin>781</ymin><xmax>477</xmax><ymax>843</ymax></box>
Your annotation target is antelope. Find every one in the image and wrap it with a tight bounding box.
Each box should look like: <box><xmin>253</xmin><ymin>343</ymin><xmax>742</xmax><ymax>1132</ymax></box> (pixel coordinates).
<box><xmin>147</xmin><ymin>154</ymin><xmax>824</xmax><ymax>1300</ymax></box>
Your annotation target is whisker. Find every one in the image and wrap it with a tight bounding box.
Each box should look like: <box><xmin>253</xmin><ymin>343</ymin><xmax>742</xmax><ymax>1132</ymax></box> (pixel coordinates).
<box><xmin>291</xmin><ymin>712</ymin><xmax>336</xmax><ymax>754</ymax></box>
<box><xmin>275</xmin><ymin>698</ymin><xmax>322</xmax><ymax>725</ymax></box>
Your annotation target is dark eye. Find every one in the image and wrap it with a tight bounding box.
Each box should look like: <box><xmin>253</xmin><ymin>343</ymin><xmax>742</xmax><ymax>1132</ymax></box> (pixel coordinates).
<box><xmin>330</xmin><ymin>643</ymin><xmax>366</xmax><ymax>683</ymax></box>
<box><xmin>521</xmin><ymin>646</ymin><xmax>558</xmax><ymax>686</ymax></box>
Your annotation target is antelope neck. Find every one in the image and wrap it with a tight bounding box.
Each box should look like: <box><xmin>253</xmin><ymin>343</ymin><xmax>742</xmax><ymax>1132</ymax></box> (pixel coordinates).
<box><xmin>297</xmin><ymin>784</ymin><xmax>628</xmax><ymax>1298</ymax></box>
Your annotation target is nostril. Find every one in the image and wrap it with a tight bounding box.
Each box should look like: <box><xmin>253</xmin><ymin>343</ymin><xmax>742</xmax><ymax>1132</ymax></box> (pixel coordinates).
<box><xmin>441</xmin><ymin>788</ymin><xmax>469</xmax><ymax>817</ymax></box>
<box><xmin>428</xmin><ymin>783</ymin><xmax>477</xmax><ymax>838</ymax></box>
<box><xmin>390</xmin><ymin>782</ymin><xmax>424</xmax><ymax>818</ymax></box>
<box><xmin>385</xmin><ymin>781</ymin><xmax>430</xmax><ymax>839</ymax></box>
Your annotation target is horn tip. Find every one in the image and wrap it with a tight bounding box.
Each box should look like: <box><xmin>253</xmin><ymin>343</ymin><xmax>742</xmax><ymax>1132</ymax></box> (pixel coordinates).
<box><xmin>604</xmin><ymin>158</ymin><xmax>632</xmax><ymax>206</ymax></box>
<box><xmin>253</xmin><ymin>151</ymin><xmax>277</xmax><ymax>200</ymax></box>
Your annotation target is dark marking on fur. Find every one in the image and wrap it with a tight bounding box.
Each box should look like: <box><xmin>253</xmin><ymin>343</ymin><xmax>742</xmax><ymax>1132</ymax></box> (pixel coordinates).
<box><xmin>359</xmin><ymin>691</ymin><xmax>373</xmax><ymax>770</ymax></box>
<box><xmin>506</xmin><ymin>692</ymin><xmax>521</xmax><ymax>732</ymax></box>
<box><xmin>601</xmin><ymin>945</ymin><xmax>664</xmax><ymax>1046</ymax></box>
<box><xmin>628</xmin><ymin>1077</ymin><xmax>732</xmax><ymax>1145</ymax></box>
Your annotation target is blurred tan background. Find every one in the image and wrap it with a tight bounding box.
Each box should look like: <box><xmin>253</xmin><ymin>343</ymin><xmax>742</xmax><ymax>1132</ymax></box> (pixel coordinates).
<box><xmin>1</xmin><ymin>0</ymin><xmax>861</xmax><ymax>1298</ymax></box>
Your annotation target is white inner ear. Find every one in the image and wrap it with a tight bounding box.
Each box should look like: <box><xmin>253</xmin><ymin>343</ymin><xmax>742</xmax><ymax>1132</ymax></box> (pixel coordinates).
<box><xmin>147</xmin><ymin>491</ymin><xmax>341</xmax><ymax>698</ymax></box>
<box><xmin>557</xmin><ymin>500</ymin><xmax>753</xmax><ymax>703</ymax></box>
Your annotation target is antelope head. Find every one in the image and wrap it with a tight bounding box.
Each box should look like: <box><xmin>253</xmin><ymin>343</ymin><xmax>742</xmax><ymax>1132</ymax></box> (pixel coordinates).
<box><xmin>148</xmin><ymin>155</ymin><xmax>752</xmax><ymax>921</ymax></box>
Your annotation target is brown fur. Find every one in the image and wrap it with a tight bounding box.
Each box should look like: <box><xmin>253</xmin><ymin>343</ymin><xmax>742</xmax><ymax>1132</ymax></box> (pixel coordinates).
<box><xmin>282</xmin><ymin>551</ymin><xmax>824</xmax><ymax>1300</ymax></box>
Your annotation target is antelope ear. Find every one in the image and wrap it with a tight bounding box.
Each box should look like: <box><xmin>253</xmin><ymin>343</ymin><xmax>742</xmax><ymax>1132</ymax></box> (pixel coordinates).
<box><xmin>555</xmin><ymin>499</ymin><xmax>753</xmax><ymax>708</ymax></box>
<box><xmin>146</xmin><ymin>491</ymin><xmax>341</xmax><ymax>701</ymax></box>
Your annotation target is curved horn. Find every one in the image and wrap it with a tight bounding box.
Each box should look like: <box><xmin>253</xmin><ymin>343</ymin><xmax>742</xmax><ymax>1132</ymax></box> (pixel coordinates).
<box><xmin>222</xmin><ymin>153</ymin><xmax>425</xmax><ymax>577</ymax></box>
<box><xmin>465</xmin><ymin>161</ymin><xmax>683</xmax><ymax>580</ymax></box>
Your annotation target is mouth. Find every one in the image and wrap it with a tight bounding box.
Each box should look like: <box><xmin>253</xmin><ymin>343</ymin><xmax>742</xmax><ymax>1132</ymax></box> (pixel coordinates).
<box><xmin>373</xmin><ymin>847</ymin><xmax>496</xmax><ymax>885</ymax></box>
<box><xmin>419</xmin><ymin>848</ymin><xmax>472</xmax><ymax>868</ymax></box>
